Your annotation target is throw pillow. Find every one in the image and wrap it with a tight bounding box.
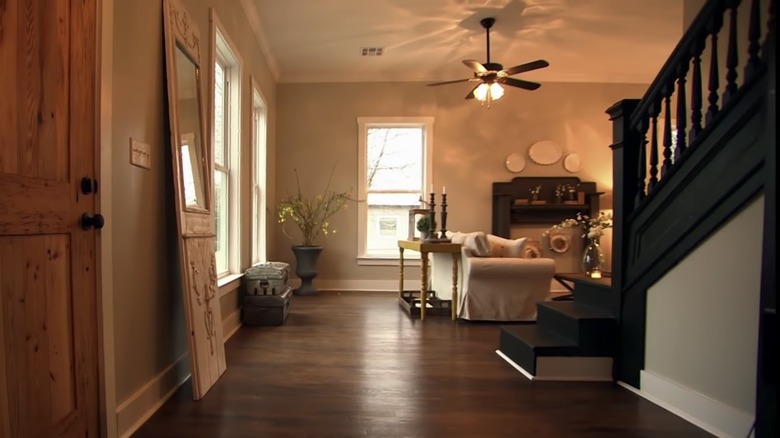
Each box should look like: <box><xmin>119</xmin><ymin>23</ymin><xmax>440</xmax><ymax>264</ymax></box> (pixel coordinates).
<box><xmin>486</xmin><ymin>234</ymin><xmax>528</xmax><ymax>258</ymax></box>
<box><xmin>451</xmin><ymin>231</ymin><xmax>490</xmax><ymax>257</ymax></box>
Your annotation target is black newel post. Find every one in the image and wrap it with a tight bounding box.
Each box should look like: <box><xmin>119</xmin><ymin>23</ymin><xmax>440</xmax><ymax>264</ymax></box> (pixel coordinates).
<box><xmin>606</xmin><ymin>98</ymin><xmax>641</xmax><ymax>385</ymax></box>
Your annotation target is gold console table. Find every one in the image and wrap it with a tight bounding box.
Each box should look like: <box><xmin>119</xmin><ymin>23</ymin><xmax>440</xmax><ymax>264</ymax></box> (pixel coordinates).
<box><xmin>397</xmin><ymin>240</ymin><xmax>461</xmax><ymax>320</ymax></box>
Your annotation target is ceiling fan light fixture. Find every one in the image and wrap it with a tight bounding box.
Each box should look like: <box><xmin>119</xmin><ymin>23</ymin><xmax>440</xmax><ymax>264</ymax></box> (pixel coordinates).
<box><xmin>473</xmin><ymin>82</ymin><xmax>504</xmax><ymax>102</ymax></box>
<box><xmin>425</xmin><ymin>17</ymin><xmax>549</xmax><ymax>104</ymax></box>
<box><xmin>489</xmin><ymin>82</ymin><xmax>504</xmax><ymax>100</ymax></box>
<box><xmin>473</xmin><ymin>83</ymin><xmax>490</xmax><ymax>101</ymax></box>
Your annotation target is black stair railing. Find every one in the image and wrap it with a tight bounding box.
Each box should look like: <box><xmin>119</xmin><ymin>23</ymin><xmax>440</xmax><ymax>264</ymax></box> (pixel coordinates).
<box><xmin>628</xmin><ymin>0</ymin><xmax>774</xmax><ymax>207</ymax></box>
<box><xmin>607</xmin><ymin>0</ymin><xmax>775</xmax><ymax>388</ymax></box>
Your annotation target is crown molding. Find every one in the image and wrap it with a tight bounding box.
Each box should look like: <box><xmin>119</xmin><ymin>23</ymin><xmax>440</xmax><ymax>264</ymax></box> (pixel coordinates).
<box><xmin>239</xmin><ymin>0</ymin><xmax>281</xmax><ymax>81</ymax></box>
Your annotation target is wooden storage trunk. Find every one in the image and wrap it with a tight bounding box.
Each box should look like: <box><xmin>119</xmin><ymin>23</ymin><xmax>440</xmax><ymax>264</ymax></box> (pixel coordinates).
<box><xmin>244</xmin><ymin>262</ymin><xmax>290</xmax><ymax>295</ymax></box>
<box><xmin>242</xmin><ymin>286</ymin><xmax>292</xmax><ymax>326</ymax></box>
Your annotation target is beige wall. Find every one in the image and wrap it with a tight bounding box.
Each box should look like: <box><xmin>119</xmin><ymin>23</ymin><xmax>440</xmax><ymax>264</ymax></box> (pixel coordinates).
<box><xmin>644</xmin><ymin>196</ymin><xmax>763</xmax><ymax>435</ymax></box>
<box><xmin>274</xmin><ymin>81</ymin><xmax>648</xmax><ymax>285</ymax></box>
<box><xmin>110</xmin><ymin>0</ymin><xmax>277</xmax><ymax>418</ymax></box>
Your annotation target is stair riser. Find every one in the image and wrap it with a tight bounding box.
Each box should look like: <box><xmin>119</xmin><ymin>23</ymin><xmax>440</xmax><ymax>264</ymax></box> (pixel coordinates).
<box><xmin>573</xmin><ymin>283</ymin><xmax>616</xmax><ymax>315</ymax></box>
<box><xmin>537</xmin><ymin>307</ymin><xmax>616</xmax><ymax>354</ymax></box>
<box><xmin>498</xmin><ymin>330</ymin><xmax>536</xmax><ymax>374</ymax></box>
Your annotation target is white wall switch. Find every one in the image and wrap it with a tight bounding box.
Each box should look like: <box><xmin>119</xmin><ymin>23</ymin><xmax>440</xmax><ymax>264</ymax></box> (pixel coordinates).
<box><xmin>130</xmin><ymin>138</ymin><xmax>151</xmax><ymax>169</ymax></box>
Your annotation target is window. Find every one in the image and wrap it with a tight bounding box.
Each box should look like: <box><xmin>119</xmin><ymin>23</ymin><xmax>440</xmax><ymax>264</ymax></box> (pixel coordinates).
<box><xmin>210</xmin><ymin>11</ymin><xmax>242</xmax><ymax>278</ymax></box>
<box><xmin>357</xmin><ymin>117</ymin><xmax>433</xmax><ymax>262</ymax></box>
<box><xmin>251</xmin><ymin>81</ymin><xmax>268</xmax><ymax>265</ymax></box>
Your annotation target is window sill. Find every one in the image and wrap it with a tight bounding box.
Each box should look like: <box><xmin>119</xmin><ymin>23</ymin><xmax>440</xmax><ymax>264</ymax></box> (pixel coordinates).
<box><xmin>217</xmin><ymin>273</ymin><xmax>243</xmax><ymax>289</ymax></box>
<box><xmin>357</xmin><ymin>257</ymin><xmax>421</xmax><ymax>267</ymax></box>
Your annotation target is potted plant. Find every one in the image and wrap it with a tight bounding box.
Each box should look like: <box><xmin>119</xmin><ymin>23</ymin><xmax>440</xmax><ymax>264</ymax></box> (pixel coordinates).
<box><xmin>277</xmin><ymin>168</ymin><xmax>355</xmax><ymax>295</ymax></box>
<box><xmin>530</xmin><ymin>185</ymin><xmax>542</xmax><ymax>202</ymax></box>
<box><xmin>416</xmin><ymin>215</ymin><xmax>435</xmax><ymax>241</ymax></box>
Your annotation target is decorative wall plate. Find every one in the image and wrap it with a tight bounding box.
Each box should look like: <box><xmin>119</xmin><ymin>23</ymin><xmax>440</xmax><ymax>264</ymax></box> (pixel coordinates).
<box><xmin>563</xmin><ymin>153</ymin><xmax>582</xmax><ymax>173</ymax></box>
<box><xmin>524</xmin><ymin>239</ymin><xmax>542</xmax><ymax>258</ymax></box>
<box><xmin>528</xmin><ymin>140</ymin><xmax>563</xmax><ymax>165</ymax></box>
<box><xmin>549</xmin><ymin>234</ymin><xmax>570</xmax><ymax>253</ymax></box>
<box><xmin>505</xmin><ymin>152</ymin><xmax>526</xmax><ymax>173</ymax></box>
<box><xmin>524</xmin><ymin>246</ymin><xmax>541</xmax><ymax>258</ymax></box>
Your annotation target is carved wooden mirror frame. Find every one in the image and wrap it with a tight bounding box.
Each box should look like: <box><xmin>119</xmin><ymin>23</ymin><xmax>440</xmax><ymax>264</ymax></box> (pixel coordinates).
<box><xmin>162</xmin><ymin>0</ymin><xmax>226</xmax><ymax>399</ymax></box>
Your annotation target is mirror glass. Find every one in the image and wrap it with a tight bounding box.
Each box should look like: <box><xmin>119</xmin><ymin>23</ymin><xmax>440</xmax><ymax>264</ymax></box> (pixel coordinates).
<box><xmin>174</xmin><ymin>44</ymin><xmax>207</xmax><ymax>209</ymax></box>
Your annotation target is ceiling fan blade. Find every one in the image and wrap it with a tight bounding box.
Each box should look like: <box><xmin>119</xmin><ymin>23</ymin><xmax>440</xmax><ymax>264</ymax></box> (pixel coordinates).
<box><xmin>498</xmin><ymin>77</ymin><xmax>542</xmax><ymax>90</ymax></box>
<box><xmin>427</xmin><ymin>78</ymin><xmax>473</xmax><ymax>87</ymax></box>
<box><xmin>463</xmin><ymin>59</ymin><xmax>487</xmax><ymax>73</ymax></box>
<box><xmin>503</xmin><ymin>59</ymin><xmax>549</xmax><ymax>76</ymax></box>
<box><xmin>465</xmin><ymin>84</ymin><xmax>480</xmax><ymax>99</ymax></box>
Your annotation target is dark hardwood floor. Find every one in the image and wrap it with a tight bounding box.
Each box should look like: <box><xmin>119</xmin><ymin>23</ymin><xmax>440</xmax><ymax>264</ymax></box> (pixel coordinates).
<box><xmin>133</xmin><ymin>291</ymin><xmax>712</xmax><ymax>437</ymax></box>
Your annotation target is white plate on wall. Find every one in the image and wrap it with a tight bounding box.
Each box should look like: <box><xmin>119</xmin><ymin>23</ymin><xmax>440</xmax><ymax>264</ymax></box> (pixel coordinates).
<box><xmin>528</xmin><ymin>140</ymin><xmax>563</xmax><ymax>165</ymax></box>
<box><xmin>563</xmin><ymin>153</ymin><xmax>582</xmax><ymax>173</ymax></box>
<box><xmin>505</xmin><ymin>153</ymin><xmax>526</xmax><ymax>173</ymax></box>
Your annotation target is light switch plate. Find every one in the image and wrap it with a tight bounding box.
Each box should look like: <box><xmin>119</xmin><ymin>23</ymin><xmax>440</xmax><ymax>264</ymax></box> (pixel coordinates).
<box><xmin>130</xmin><ymin>138</ymin><xmax>151</xmax><ymax>169</ymax></box>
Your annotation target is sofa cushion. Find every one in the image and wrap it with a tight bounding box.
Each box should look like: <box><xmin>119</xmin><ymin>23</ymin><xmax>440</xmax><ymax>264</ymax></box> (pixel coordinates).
<box><xmin>486</xmin><ymin>234</ymin><xmax>528</xmax><ymax>258</ymax></box>
<box><xmin>450</xmin><ymin>231</ymin><xmax>491</xmax><ymax>257</ymax></box>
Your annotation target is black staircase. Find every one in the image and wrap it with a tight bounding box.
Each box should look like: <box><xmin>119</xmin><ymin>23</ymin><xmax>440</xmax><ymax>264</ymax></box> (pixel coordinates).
<box><xmin>499</xmin><ymin>274</ymin><xmax>617</xmax><ymax>380</ymax></box>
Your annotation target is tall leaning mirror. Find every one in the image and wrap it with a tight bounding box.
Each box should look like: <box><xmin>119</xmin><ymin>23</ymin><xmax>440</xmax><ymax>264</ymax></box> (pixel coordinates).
<box><xmin>162</xmin><ymin>0</ymin><xmax>226</xmax><ymax>400</ymax></box>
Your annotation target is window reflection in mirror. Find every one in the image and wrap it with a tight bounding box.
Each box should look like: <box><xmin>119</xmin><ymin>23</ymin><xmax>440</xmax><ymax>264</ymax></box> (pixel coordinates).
<box><xmin>175</xmin><ymin>43</ymin><xmax>207</xmax><ymax>209</ymax></box>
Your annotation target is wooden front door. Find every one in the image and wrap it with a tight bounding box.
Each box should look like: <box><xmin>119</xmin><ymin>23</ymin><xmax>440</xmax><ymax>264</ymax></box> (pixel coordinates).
<box><xmin>0</xmin><ymin>1</ymin><xmax>99</xmax><ymax>437</ymax></box>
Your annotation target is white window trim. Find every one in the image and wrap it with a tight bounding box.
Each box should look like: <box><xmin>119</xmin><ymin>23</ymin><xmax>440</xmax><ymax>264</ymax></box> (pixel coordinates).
<box><xmin>356</xmin><ymin>116</ymin><xmax>434</xmax><ymax>265</ymax></box>
<box><xmin>250</xmin><ymin>77</ymin><xmax>268</xmax><ymax>265</ymax></box>
<box><xmin>209</xmin><ymin>9</ymin><xmax>242</xmax><ymax>277</ymax></box>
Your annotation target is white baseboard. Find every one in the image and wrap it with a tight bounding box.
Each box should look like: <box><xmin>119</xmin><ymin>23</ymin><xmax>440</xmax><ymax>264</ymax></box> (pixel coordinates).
<box><xmin>293</xmin><ymin>278</ymin><xmax>557</xmax><ymax>297</ymax></box>
<box><xmin>114</xmin><ymin>310</ymin><xmax>244</xmax><ymax>437</ymax></box>
<box><xmin>115</xmin><ymin>353</ymin><xmax>191</xmax><ymax>438</ymax></box>
<box><xmin>290</xmin><ymin>278</ymin><xmax>423</xmax><ymax>292</ymax></box>
<box><xmin>496</xmin><ymin>350</ymin><xmax>613</xmax><ymax>382</ymax></box>
<box><xmin>496</xmin><ymin>350</ymin><xmax>535</xmax><ymax>380</ymax></box>
<box><xmin>222</xmin><ymin>309</ymin><xmax>242</xmax><ymax>341</ymax></box>
<box><xmin>627</xmin><ymin>371</ymin><xmax>755</xmax><ymax>438</ymax></box>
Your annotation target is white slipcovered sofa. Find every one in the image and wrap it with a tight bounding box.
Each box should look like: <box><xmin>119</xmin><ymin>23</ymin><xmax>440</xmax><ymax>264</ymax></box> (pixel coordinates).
<box><xmin>430</xmin><ymin>232</ymin><xmax>555</xmax><ymax>321</ymax></box>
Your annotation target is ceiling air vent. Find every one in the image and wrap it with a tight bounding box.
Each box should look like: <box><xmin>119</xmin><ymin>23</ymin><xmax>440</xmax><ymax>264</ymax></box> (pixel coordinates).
<box><xmin>360</xmin><ymin>47</ymin><xmax>384</xmax><ymax>56</ymax></box>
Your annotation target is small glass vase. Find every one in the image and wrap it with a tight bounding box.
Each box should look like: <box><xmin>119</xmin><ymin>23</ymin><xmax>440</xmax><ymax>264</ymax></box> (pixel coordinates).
<box><xmin>582</xmin><ymin>237</ymin><xmax>605</xmax><ymax>278</ymax></box>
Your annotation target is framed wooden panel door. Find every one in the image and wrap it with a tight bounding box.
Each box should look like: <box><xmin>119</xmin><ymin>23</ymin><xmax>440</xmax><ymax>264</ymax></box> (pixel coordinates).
<box><xmin>0</xmin><ymin>0</ymin><xmax>100</xmax><ymax>436</ymax></box>
<box><xmin>163</xmin><ymin>0</ymin><xmax>227</xmax><ymax>399</ymax></box>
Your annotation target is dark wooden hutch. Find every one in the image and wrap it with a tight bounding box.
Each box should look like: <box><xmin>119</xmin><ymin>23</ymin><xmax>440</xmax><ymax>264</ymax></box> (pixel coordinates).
<box><xmin>491</xmin><ymin>176</ymin><xmax>602</xmax><ymax>237</ymax></box>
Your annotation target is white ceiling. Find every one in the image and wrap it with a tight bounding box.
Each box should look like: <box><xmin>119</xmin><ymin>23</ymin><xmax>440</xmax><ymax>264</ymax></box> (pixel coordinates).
<box><xmin>243</xmin><ymin>0</ymin><xmax>684</xmax><ymax>85</ymax></box>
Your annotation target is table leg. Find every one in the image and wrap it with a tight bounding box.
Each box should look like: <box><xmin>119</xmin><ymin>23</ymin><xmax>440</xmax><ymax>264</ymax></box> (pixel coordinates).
<box><xmin>399</xmin><ymin>247</ymin><xmax>405</xmax><ymax>299</ymax></box>
<box><xmin>451</xmin><ymin>252</ymin><xmax>458</xmax><ymax>321</ymax></box>
<box><xmin>420</xmin><ymin>251</ymin><xmax>428</xmax><ymax>320</ymax></box>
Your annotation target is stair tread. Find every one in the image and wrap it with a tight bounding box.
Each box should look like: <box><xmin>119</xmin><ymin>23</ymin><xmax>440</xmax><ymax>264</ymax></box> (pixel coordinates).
<box><xmin>501</xmin><ymin>324</ymin><xmax>577</xmax><ymax>350</ymax></box>
<box><xmin>538</xmin><ymin>301</ymin><xmax>613</xmax><ymax>320</ymax></box>
<box><xmin>501</xmin><ymin>323</ymin><xmax>616</xmax><ymax>357</ymax></box>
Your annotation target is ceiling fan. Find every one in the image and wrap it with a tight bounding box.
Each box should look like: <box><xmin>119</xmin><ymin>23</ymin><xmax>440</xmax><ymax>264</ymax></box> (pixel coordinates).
<box><xmin>427</xmin><ymin>17</ymin><xmax>549</xmax><ymax>104</ymax></box>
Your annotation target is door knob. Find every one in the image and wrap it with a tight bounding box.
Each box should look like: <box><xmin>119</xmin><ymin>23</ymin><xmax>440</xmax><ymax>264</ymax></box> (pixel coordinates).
<box><xmin>81</xmin><ymin>213</ymin><xmax>105</xmax><ymax>230</ymax></box>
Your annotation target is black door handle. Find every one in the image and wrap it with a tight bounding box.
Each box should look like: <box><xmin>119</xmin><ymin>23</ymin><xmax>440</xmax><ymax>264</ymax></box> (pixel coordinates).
<box><xmin>81</xmin><ymin>213</ymin><xmax>105</xmax><ymax>230</ymax></box>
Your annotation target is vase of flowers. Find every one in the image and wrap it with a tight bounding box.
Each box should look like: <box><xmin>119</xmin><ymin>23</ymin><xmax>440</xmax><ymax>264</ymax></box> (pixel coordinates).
<box><xmin>277</xmin><ymin>168</ymin><xmax>355</xmax><ymax>295</ymax></box>
<box><xmin>529</xmin><ymin>185</ymin><xmax>541</xmax><ymax>201</ymax></box>
<box><xmin>554</xmin><ymin>184</ymin><xmax>565</xmax><ymax>204</ymax></box>
<box><xmin>543</xmin><ymin>211</ymin><xmax>613</xmax><ymax>277</ymax></box>
<box><xmin>582</xmin><ymin>237</ymin><xmax>606</xmax><ymax>278</ymax></box>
